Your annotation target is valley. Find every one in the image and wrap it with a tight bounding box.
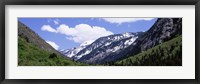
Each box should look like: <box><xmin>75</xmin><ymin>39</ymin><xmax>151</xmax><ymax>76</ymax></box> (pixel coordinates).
<box><xmin>18</xmin><ymin>18</ymin><xmax>182</xmax><ymax>66</ymax></box>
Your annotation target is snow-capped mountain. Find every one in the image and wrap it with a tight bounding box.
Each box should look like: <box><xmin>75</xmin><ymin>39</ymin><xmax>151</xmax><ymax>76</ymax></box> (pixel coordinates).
<box><xmin>60</xmin><ymin>32</ymin><xmax>143</xmax><ymax>63</ymax></box>
<box><xmin>59</xmin><ymin>40</ymin><xmax>94</xmax><ymax>59</ymax></box>
<box><xmin>80</xmin><ymin>40</ymin><xmax>95</xmax><ymax>47</ymax></box>
<box><xmin>77</xmin><ymin>32</ymin><xmax>144</xmax><ymax>64</ymax></box>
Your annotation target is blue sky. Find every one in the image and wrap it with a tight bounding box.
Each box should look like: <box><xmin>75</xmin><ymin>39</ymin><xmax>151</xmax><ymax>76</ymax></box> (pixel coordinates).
<box><xmin>18</xmin><ymin>18</ymin><xmax>157</xmax><ymax>50</ymax></box>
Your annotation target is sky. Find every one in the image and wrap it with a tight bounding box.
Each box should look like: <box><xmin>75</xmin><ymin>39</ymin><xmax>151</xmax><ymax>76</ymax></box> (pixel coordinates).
<box><xmin>18</xmin><ymin>18</ymin><xmax>157</xmax><ymax>50</ymax></box>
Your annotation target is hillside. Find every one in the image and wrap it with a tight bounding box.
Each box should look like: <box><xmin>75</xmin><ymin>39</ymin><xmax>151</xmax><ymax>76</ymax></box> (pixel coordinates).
<box><xmin>113</xmin><ymin>35</ymin><xmax>182</xmax><ymax>66</ymax></box>
<box><xmin>18</xmin><ymin>21</ymin><xmax>87</xmax><ymax>66</ymax></box>
<box><xmin>18</xmin><ymin>21</ymin><xmax>62</xmax><ymax>56</ymax></box>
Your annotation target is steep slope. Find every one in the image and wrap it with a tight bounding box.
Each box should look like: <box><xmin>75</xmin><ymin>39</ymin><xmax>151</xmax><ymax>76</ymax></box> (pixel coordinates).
<box><xmin>111</xmin><ymin>18</ymin><xmax>182</xmax><ymax>63</ymax></box>
<box><xmin>76</xmin><ymin>32</ymin><xmax>143</xmax><ymax>64</ymax></box>
<box><xmin>113</xmin><ymin>35</ymin><xmax>182</xmax><ymax>66</ymax></box>
<box><xmin>136</xmin><ymin>18</ymin><xmax>182</xmax><ymax>51</ymax></box>
<box><xmin>18</xmin><ymin>21</ymin><xmax>87</xmax><ymax>66</ymax></box>
<box><xmin>18</xmin><ymin>21</ymin><xmax>62</xmax><ymax>56</ymax></box>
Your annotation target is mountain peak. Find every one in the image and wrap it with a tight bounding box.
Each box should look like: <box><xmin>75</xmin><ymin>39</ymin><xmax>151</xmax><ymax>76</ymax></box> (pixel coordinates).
<box><xmin>122</xmin><ymin>32</ymin><xmax>134</xmax><ymax>37</ymax></box>
<box><xmin>80</xmin><ymin>40</ymin><xmax>95</xmax><ymax>47</ymax></box>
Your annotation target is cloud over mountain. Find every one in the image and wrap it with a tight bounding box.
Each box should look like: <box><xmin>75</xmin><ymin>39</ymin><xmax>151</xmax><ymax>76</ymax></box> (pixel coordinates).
<box><xmin>41</xmin><ymin>24</ymin><xmax>113</xmax><ymax>44</ymax></box>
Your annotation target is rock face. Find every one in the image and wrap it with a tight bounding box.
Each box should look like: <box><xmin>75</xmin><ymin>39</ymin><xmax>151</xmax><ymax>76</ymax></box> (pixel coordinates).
<box><xmin>60</xmin><ymin>18</ymin><xmax>182</xmax><ymax>64</ymax></box>
<box><xmin>135</xmin><ymin>18</ymin><xmax>182</xmax><ymax>51</ymax></box>
<box><xmin>119</xmin><ymin>18</ymin><xmax>182</xmax><ymax>63</ymax></box>
<box><xmin>18</xmin><ymin>21</ymin><xmax>64</xmax><ymax>57</ymax></box>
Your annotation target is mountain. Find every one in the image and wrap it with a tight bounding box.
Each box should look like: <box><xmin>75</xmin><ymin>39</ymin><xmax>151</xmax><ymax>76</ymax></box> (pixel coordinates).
<box><xmin>59</xmin><ymin>40</ymin><xmax>94</xmax><ymax>59</ymax></box>
<box><xmin>60</xmin><ymin>18</ymin><xmax>182</xmax><ymax>65</ymax></box>
<box><xmin>109</xmin><ymin>18</ymin><xmax>182</xmax><ymax>65</ymax></box>
<box><xmin>114</xmin><ymin>35</ymin><xmax>182</xmax><ymax>66</ymax></box>
<box><xmin>77</xmin><ymin>32</ymin><xmax>145</xmax><ymax>64</ymax></box>
<box><xmin>136</xmin><ymin>18</ymin><xmax>182</xmax><ymax>51</ymax></box>
<box><xmin>18</xmin><ymin>21</ymin><xmax>87</xmax><ymax>66</ymax></box>
<box><xmin>61</xmin><ymin>32</ymin><xmax>144</xmax><ymax>64</ymax></box>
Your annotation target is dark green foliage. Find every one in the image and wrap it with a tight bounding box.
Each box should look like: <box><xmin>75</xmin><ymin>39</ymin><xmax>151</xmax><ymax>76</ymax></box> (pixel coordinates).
<box><xmin>18</xmin><ymin>37</ymin><xmax>88</xmax><ymax>66</ymax></box>
<box><xmin>49</xmin><ymin>53</ymin><xmax>57</xmax><ymax>59</ymax></box>
<box><xmin>113</xmin><ymin>35</ymin><xmax>182</xmax><ymax>66</ymax></box>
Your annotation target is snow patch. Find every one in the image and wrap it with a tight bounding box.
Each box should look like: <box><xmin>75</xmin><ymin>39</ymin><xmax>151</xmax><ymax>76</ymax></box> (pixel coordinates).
<box><xmin>105</xmin><ymin>42</ymin><xmax>111</xmax><ymax>46</ymax></box>
<box><xmin>75</xmin><ymin>49</ymin><xmax>92</xmax><ymax>59</ymax></box>
<box><xmin>80</xmin><ymin>40</ymin><xmax>95</xmax><ymax>47</ymax></box>
<box><xmin>112</xmin><ymin>46</ymin><xmax>121</xmax><ymax>52</ymax></box>
<box><xmin>124</xmin><ymin>37</ymin><xmax>138</xmax><ymax>45</ymax></box>
<box><xmin>123</xmin><ymin>32</ymin><xmax>135</xmax><ymax>37</ymax></box>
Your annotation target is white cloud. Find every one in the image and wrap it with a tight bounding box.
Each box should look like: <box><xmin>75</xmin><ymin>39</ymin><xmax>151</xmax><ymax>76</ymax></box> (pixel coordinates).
<box><xmin>41</xmin><ymin>24</ymin><xmax>113</xmax><ymax>44</ymax></box>
<box><xmin>102</xmin><ymin>18</ymin><xmax>154</xmax><ymax>24</ymax></box>
<box><xmin>41</xmin><ymin>25</ymin><xmax>57</xmax><ymax>33</ymax></box>
<box><xmin>47</xmin><ymin>18</ymin><xmax>60</xmax><ymax>25</ymax></box>
<box><xmin>53</xmin><ymin>19</ymin><xmax>60</xmax><ymax>25</ymax></box>
<box><xmin>54</xmin><ymin>20</ymin><xmax>59</xmax><ymax>25</ymax></box>
<box><xmin>56</xmin><ymin>24</ymin><xmax>78</xmax><ymax>35</ymax></box>
<box><xmin>57</xmin><ymin>24</ymin><xmax>113</xmax><ymax>43</ymax></box>
<box><xmin>46</xmin><ymin>40</ymin><xmax>59</xmax><ymax>50</ymax></box>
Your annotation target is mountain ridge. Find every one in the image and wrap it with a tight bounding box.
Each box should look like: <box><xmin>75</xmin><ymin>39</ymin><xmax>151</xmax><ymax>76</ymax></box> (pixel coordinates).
<box><xmin>61</xmin><ymin>32</ymin><xmax>143</xmax><ymax>64</ymax></box>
